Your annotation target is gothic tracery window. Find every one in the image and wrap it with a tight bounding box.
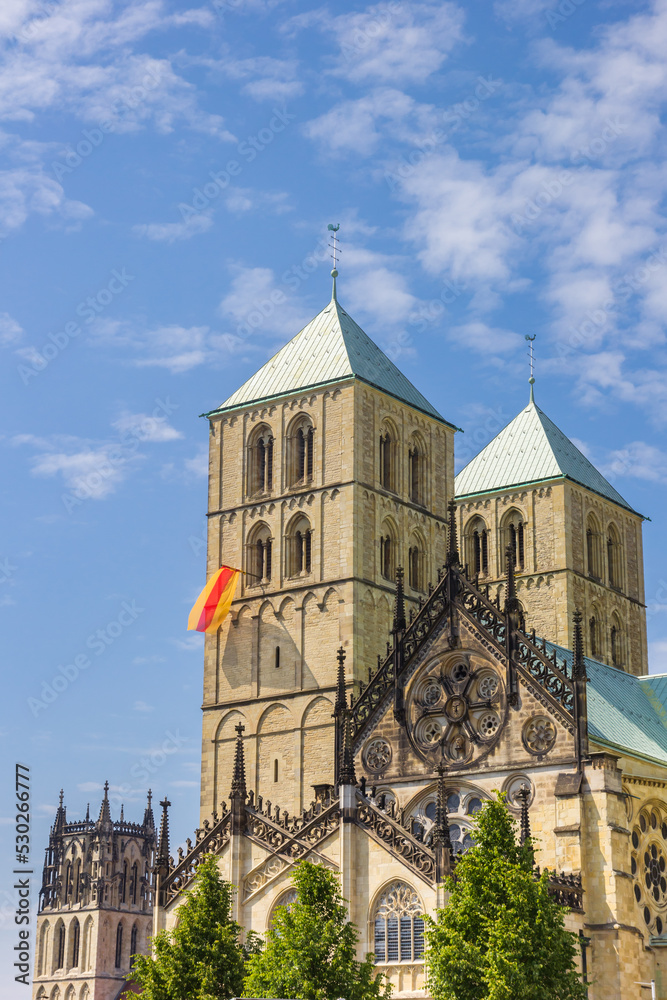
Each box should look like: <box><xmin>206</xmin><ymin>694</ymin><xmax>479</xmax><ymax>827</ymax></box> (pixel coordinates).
<box><xmin>607</xmin><ymin>523</ymin><xmax>622</xmax><ymax>590</ymax></box>
<box><xmin>379</xmin><ymin>424</ymin><xmax>396</xmax><ymax>492</ymax></box>
<box><xmin>408</xmin><ymin>436</ymin><xmax>426</xmax><ymax>505</ymax></box>
<box><xmin>586</xmin><ymin>514</ymin><xmax>602</xmax><ymax>580</ymax></box>
<box><xmin>372</xmin><ymin>882</ymin><xmax>424</xmax><ymax>964</ymax></box>
<box><xmin>286</xmin><ymin>514</ymin><xmax>312</xmax><ymax>577</ymax></box>
<box><xmin>287</xmin><ymin>417</ymin><xmax>314</xmax><ymax>488</ymax></box>
<box><xmin>465</xmin><ymin>516</ymin><xmax>489</xmax><ymax>577</ymax></box>
<box><xmin>502</xmin><ymin>509</ymin><xmax>525</xmax><ymax>570</ymax></box>
<box><xmin>247</xmin><ymin>522</ymin><xmax>273</xmax><ymax>584</ymax></box>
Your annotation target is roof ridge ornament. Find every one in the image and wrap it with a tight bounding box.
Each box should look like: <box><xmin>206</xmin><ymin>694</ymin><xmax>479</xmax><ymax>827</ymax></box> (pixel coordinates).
<box><xmin>525</xmin><ymin>334</ymin><xmax>536</xmax><ymax>403</ymax></box>
<box><xmin>328</xmin><ymin>223</ymin><xmax>340</xmax><ymax>300</ymax></box>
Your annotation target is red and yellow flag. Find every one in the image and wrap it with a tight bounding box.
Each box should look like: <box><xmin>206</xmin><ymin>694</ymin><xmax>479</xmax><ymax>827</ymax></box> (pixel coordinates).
<box><xmin>188</xmin><ymin>566</ymin><xmax>240</xmax><ymax>633</ymax></box>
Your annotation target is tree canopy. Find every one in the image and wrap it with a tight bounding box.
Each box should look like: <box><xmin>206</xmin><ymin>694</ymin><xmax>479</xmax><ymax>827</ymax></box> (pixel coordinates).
<box><xmin>425</xmin><ymin>795</ymin><xmax>588</xmax><ymax>1000</ymax></box>
<box><xmin>125</xmin><ymin>853</ymin><xmax>246</xmax><ymax>1000</ymax></box>
<box><xmin>242</xmin><ymin>860</ymin><xmax>391</xmax><ymax>1000</ymax></box>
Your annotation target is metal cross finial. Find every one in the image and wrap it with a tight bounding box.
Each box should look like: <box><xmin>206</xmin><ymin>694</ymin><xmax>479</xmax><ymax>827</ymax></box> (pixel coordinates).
<box><xmin>525</xmin><ymin>334</ymin><xmax>536</xmax><ymax>401</ymax></box>
<box><xmin>159</xmin><ymin>797</ymin><xmax>171</xmax><ymax>810</ymax></box>
<box><xmin>328</xmin><ymin>223</ymin><xmax>341</xmax><ymax>299</ymax></box>
<box><xmin>235</xmin><ymin>722</ymin><xmax>246</xmax><ymax>737</ymax></box>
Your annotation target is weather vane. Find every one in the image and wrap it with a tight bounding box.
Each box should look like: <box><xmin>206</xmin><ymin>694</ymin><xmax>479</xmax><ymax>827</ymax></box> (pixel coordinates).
<box><xmin>525</xmin><ymin>334</ymin><xmax>536</xmax><ymax>401</ymax></box>
<box><xmin>327</xmin><ymin>224</ymin><xmax>341</xmax><ymax>298</ymax></box>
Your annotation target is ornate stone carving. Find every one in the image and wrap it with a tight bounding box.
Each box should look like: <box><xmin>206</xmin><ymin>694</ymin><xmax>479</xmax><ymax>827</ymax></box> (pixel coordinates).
<box><xmin>522</xmin><ymin>716</ymin><xmax>557</xmax><ymax>755</ymax></box>
<box><xmin>364</xmin><ymin>738</ymin><xmax>392</xmax><ymax>773</ymax></box>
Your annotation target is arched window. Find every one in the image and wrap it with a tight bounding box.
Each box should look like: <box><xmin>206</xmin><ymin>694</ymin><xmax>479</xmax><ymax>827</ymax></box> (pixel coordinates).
<box><xmin>589</xmin><ymin>613</ymin><xmax>601</xmax><ymax>659</ymax></box>
<box><xmin>73</xmin><ymin>859</ymin><xmax>81</xmax><ymax>904</ymax></box>
<box><xmin>122</xmin><ymin>860</ymin><xmax>127</xmax><ymax>904</ymax></box>
<box><xmin>465</xmin><ymin>516</ymin><xmax>489</xmax><ymax>577</ymax></box>
<box><xmin>130</xmin><ymin>923</ymin><xmax>138</xmax><ymax>958</ymax></box>
<box><xmin>502</xmin><ymin>509</ymin><xmax>525</xmax><ymax>570</ymax></box>
<box><xmin>81</xmin><ymin>918</ymin><xmax>93</xmax><ymax>971</ymax></box>
<box><xmin>274</xmin><ymin>759</ymin><xmax>279</xmax><ymax>782</ymax></box>
<box><xmin>247</xmin><ymin>522</ymin><xmax>273</xmax><ymax>584</ymax></box>
<box><xmin>69</xmin><ymin>918</ymin><xmax>80</xmax><ymax>969</ymax></box>
<box><xmin>38</xmin><ymin>921</ymin><xmax>50</xmax><ymax>976</ymax></box>
<box><xmin>131</xmin><ymin>862</ymin><xmax>138</xmax><ymax>906</ymax></box>
<box><xmin>408</xmin><ymin>534</ymin><xmax>424</xmax><ymax>592</ymax></box>
<box><xmin>65</xmin><ymin>987</ymin><xmax>76</xmax><ymax>1000</ymax></box>
<box><xmin>586</xmin><ymin>514</ymin><xmax>602</xmax><ymax>580</ymax></box>
<box><xmin>115</xmin><ymin>922</ymin><xmax>123</xmax><ymax>969</ymax></box>
<box><xmin>408</xmin><ymin>436</ymin><xmax>426</xmax><ymax>505</ymax></box>
<box><xmin>607</xmin><ymin>523</ymin><xmax>622</xmax><ymax>590</ymax></box>
<box><xmin>286</xmin><ymin>514</ymin><xmax>312</xmax><ymax>577</ymax></box>
<box><xmin>372</xmin><ymin>882</ymin><xmax>424</xmax><ymax>963</ymax></box>
<box><xmin>379</xmin><ymin>423</ymin><xmax>396</xmax><ymax>492</ymax></box>
<box><xmin>610</xmin><ymin>614</ymin><xmax>625</xmax><ymax>668</ymax></box>
<box><xmin>268</xmin><ymin>888</ymin><xmax>298</xmax><ymax>929</ymax></box>
<box><xmin>380</xmin><ymin>521</ymin><xmax>396</xmax><ymax>582</ymax></box>
<box><xmin>54</xmin><ymin>921</ymin><xmax>65</xmax><ymax>971</ymax></box>
<box><xmin>79</xmin><ymin>986</ymin><xmax>89</xmax><ymax>1000</ymax></box>
<box><xmin>247</xmin><ymin>424</ymin><xmax>274</xmax><ymax>496</ymax></box>
<box><xmin>287</xmin><ymin>416</ymin><xmax>314</xmax><ymax>488</ymax></box>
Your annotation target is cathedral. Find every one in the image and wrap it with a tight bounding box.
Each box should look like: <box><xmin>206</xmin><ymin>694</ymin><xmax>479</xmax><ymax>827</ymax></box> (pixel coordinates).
<box><xmin>34</xmin><ymin>275</ymin><xmax>667</xmax><ymax>1000</ymax></box>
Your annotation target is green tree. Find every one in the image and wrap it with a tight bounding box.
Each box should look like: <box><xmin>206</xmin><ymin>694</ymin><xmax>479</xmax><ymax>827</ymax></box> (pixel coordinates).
<box><xmin>426</xmin><ymin>795</ymin><xmax>588</xmax><ymax>1000</ymax></box>
<box><xmin>243</xmin><ymin>860</ymin><xmax>391</xmax><ymax>1000</ymax></box>
<box><xmin>125</xmin><ymin>853</ymin><xmax>246</xmax><ymax>1000</ymax></box>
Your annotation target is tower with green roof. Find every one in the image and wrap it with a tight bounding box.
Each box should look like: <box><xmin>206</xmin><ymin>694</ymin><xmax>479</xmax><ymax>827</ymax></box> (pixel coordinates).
<box><xmin>199</xmin><ymin>281</ymin><xmax>457</xmax><ymax>821</ymax></box>
<box><xmin>455</xmin><ymin>393</ymin><xmax>648</xmax><ymax>674</ymax></box>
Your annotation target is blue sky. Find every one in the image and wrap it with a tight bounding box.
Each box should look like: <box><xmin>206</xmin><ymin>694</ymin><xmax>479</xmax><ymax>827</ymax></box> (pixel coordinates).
<box><xmin>2</xmin><ymin>0</ymin><xmax>667</xmax><ymax>990</ymax></box>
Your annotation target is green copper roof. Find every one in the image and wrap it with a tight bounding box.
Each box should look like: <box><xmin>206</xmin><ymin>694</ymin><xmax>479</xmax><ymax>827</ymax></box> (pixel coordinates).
<box><xmin>206</xmin><ymin>296</ymin><xmax>450</xmax><ymax>424</ymax></box>
<box><xmin>455</xmin><ymin>399</ymin><xmax>637</xmax><ymax>513</ymax></box>
<box><xmin>544</xmin><ymin>641</ymin><xmax>667</xmax><ymax>765</ymax></box>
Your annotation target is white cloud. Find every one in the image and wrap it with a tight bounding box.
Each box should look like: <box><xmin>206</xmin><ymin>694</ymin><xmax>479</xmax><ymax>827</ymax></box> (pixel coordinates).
<box><xmin>305</xmin><ymin>88</ymin><xmax>436</xmax><ymax>156</ymax></box>
<box><xmin>0</xmin><ymin>311</ymin><xmax>22</xmax><ymax>345</ymax></box>
<box><xmin>185</xmin><ymin>450</ymin><xmax>208</xmax><ymax>477</ymax></box>
<box><xmin>219</xmin><ymin>55</ymin><xmax>303</xmax><ymax>102</ymax></box>
<box><xmin>133</xmin><ymin>213</ymin><xmax>213</xmax><ymax>243</ymax></box>
<box><xmin>132</xmin><ymin>700</ymin><xmax>155</xmax><ymax>712</ymax></box>
<box><xmin>90</xmin><ymin>319</ymin><xmax>245</xmax><ymax>373</ymax></box>
<box><xmin>448</xmin><ymin>322</ymin><xmax>524</xmax><ymax>356</ymax></box>
<box><xmin>224</xmin><ymin>188</ymin><xmax>291</xmax><ymax>214</ymax></box>
<box><xmin>112</xmin><ymin>410</ymin><xmax>183</xmax><ymax>442</ymax></box>
<box><xmin>601</xmin><ymin>440</ymin><xmax>667</xmax><ymax>484</ymax></box>
<box><xmin>219</xmin><ymin>265</ymin><xmax>313</xmax><ymax>338</ymax></box>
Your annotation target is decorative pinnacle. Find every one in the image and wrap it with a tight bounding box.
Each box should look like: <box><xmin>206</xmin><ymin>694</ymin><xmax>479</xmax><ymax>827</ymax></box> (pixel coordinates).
<box><xmin>59</xmin><ymin>789</ymin><xmax>64</xmax><ymax>808</ymax></box>
<box><xmin>516</xmin><ymin>783</ymin><xmax>532</xmax><ymax>847</ymax></box>
<box><xmin>393</xmin><ymin>566</ymin><xmax>406</xmax><ymax>633</ymax></box>
<box><xmin>339</xmin><ymin>710</ymin><xmax>357</xmax><ymax>786</ymax></box>
<box><xmin>573</xmin><ymin>609</ymin><xmax>586</xmax><ymax>679</ymax></box>
<box><xmin>98</xmin><ymin>780</ymin><xmax>111</xmax><ymax>827</ymax></box>
<box><xmin>157</xmin><ymin>797</ymin><xmax>171</xmax><ymax>865</ymax></box>
<box><xmin>505</xmin><ymin>544</ymin><xmax>517</xmax><ymax>603</ymax></box>
<box><xmin>230</xmin><ymin>722</ymin><xmax>247</xmax><ymax>798</ymax></box>
<box><xmin>335</xmin><ymin>646</ymin><xmax>347</xmax><ymax>715</ymax></box>
<box><xmin>525</xmin><ymin>334</ymin><xmax>536</xmax><ymax>403</ymax></box>
<box><xmin>446</xmin><ymin>498</ymin><xmax>460</xmax><ymax>566</ymax></box>
<box><xmin>433</xmin><ymin>761</ymin><xmax>452</xmax><ymax>854</ymax></box>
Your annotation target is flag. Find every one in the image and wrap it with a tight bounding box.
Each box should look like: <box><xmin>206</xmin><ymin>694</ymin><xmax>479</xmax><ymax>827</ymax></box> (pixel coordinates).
<box><xmin>188</xmin><ymin>566</ymin><xmax>240</xmax><ymax>633</ymax></box>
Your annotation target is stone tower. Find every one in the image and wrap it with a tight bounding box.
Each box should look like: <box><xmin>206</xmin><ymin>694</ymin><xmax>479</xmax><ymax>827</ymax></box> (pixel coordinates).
<box><xmin>199</xmin><ymin>283</ymin><xmax>457</xmax><ymax>820</ymax></box>
<box><xmin>455</xmin><ymin>391</ymin><xmax>648</xmax><ymax>674</ymax></box>
<box><xmin>33</xmin><ymin>784</ymin><xmax>155</xmax><ymax>1000</ymax></box>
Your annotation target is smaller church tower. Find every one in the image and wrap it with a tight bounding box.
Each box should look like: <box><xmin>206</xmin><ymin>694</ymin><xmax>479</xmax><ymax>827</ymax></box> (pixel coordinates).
<box><xmin>33</xmin><ymin>784</ymin><xmax>156</xmax><ymax>1000</ymax></box>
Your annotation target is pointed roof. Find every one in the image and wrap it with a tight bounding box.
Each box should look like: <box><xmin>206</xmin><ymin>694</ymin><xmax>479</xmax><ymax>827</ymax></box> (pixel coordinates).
<box><xmin>455</xmin><ymin>399</ymin><xmax>638</xmax><ymax>514</ymax></box>
<box><xmin>205</xmin><ymin>296</ymin><xmax>452</xmax><ymax>425</ymax></box>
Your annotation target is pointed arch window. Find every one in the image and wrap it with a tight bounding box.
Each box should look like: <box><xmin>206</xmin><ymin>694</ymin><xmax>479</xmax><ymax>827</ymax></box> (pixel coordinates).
<box><xmin>611</xmin><ymin>616</ymin><xmax>625</xmax><ymax>668</ymax></box>
<box><xmin>586</xmin><ymin>515</ymin><xmax>602</xmax><ymax>580</ymax></box>
<box><xmin>247</xmin><ymin>424</ymin><xmax>274</xmax><ymax>497</ymax></box>
<box><xmin>56</xmin><ymin>922</ymin><xmax>65</xmax><ymax>970</ymax></box>
<box><xmin>130</xmin><ymin>923</ymin><xmax>138</xmax><ymax>958</ymax></box>
<box><xmin>589</xmin><ymin>615</ymin><xmax>600</xmax><ymax>659</ymax></box>
<box><xmin>380</xmin><ymin>525</ymin><xmax>396</xmax><ymax>582</ymax></box>
<box><xmin>115</xmin><ymin>922</ymin><xmax>123</xmax><ymax>969</ymax></box>
<box><xmin>465</xmin><ymin>517</ymin><xmax>489</xmax><ymax>577</ymax></box>
<box><xmin>408</xmin><ymin>437</ymin><xmax>426</xmax><ymax>505</ymax></box>
<box><xmin>408</xmin><ymin>535</ymin><xmax>424</xmax><ymax>592</ymax></box>
<box><xmin>70</xmin><ymin>919</ymin><xmax>80</xmax><ymax>969</ymax></box>
<box><xmin>372</xmin><ymin>882</ymin><xmax>424</xmax><ymax>963</ymax></box>
<box><xmin>130</xmin><ymin>862</ymin><xmax>138</xmax><ymax>905</ymax></box>
<box><xmin>607</xmin><ymin>524</ymin><xmax>622</xmax><ymax>590</ymax></box>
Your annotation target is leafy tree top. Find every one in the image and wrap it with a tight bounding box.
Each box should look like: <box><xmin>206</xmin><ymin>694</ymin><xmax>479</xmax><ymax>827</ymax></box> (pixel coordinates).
<box><xmin>243</xmin><ymin>861</ymin><xmax>391</xmax><ymax>1000</ymax></box>
<box><xmin>426</xmin><ymin>795</ymin><xmax>587</xmax><ymax>1000</ymax></box>
<box><xmin>125</xmin><ymin>853</ymin><xmax>246</xmax><ymax>1000</ymax></box>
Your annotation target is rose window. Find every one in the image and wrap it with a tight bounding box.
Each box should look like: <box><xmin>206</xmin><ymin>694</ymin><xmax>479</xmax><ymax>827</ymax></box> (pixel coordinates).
<box><xmin>523</xmin><ymin>716</ymin><xmax>556</xmax><ymax>755</ymax></box>
<box><xmin>478</xmin><ymin>713</ymin><xmax>500</xmax><ymax>739</ymax></box>
<box><xmin>478</xmin><ymin>675</ymin><xmax>498</xmax><ymax>700</ymax></box>
<box><xmin>631</xmin><ymin>808</ymin><xmax>667</xmax><ymax>936</ymax></box>
<box><xmin>364</xmin><ymin>738</ymin><xmax>392</xmax><ymax>773</ymax></box>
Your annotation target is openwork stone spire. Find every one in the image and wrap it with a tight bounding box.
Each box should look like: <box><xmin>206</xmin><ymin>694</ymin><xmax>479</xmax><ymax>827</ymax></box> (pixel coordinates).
<box><xmin>54</xmin><ymin>789</ymin><xmax>66</xmax><ymax>832</ymax></box>
<box><xmin>97</xmin><ymin>780</ymin><xmax>111</xmax><ymax>829</ymax></box>
<box><xmin>230</xmin><ymin>722</ymin><xmax>247</xmax><ymax>799</ymax></box>
<box><xmin>393</xmin><ymin>566</ymin><xmax>406</xmax><ymax>633</ymax></box>
<box><xmin>446</xmin><ymin>498</ymin><xmax>460</xmax><ymax>567</ymax></box>
<box><xmin>143</xmin><ymin>789</ymin><xmax>155</xmax><ymax>831</ymax></box>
